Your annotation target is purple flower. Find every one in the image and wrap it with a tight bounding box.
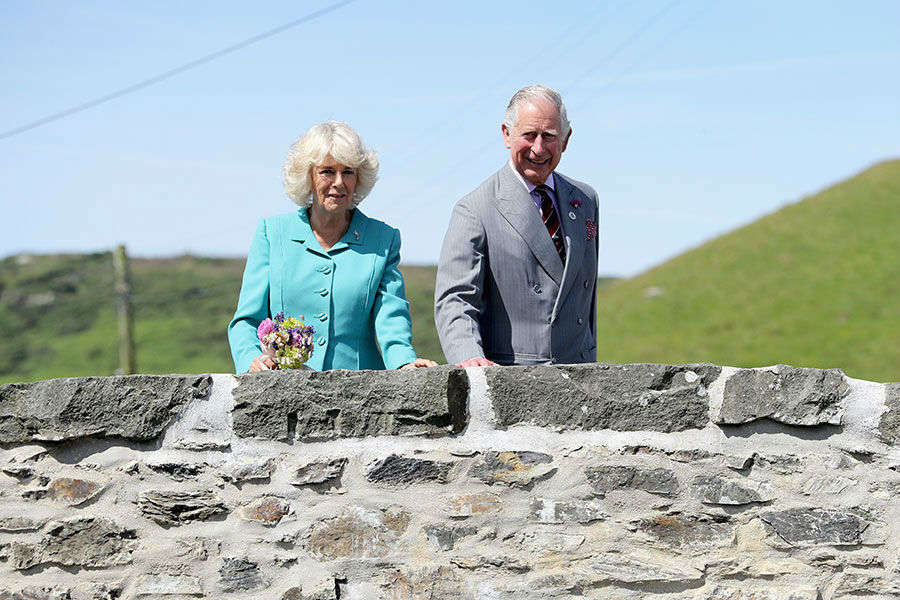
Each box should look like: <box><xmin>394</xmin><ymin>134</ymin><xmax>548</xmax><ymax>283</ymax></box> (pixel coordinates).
<box><xmin>257</xmin><ymin>318</ymin><xmax>275</xmax><ymax>341</ymax></box>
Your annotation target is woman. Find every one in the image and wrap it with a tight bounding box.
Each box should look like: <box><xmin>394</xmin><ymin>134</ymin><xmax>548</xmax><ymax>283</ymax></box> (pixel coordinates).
<box><xmin>228</xmin><ymin>121</ymin><xmax>436</xmax><ymax>373</ymax></box>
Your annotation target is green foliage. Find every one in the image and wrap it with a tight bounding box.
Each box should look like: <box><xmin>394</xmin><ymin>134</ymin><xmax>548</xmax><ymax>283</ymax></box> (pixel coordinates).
<box><xmin>594</xmin><ymin>160</ymin><xmax>900</xmax><ymax>382</ymax></box>
<box><xmin>0</xmin><ymin>256</ymin><xmax>445</xmax><ymax>383</ymax></box>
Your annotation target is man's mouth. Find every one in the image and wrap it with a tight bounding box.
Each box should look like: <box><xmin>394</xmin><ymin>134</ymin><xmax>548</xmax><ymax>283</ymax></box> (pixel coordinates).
<box><xmin>527</xmin><ymin>157</ymin><xmax>549</xmax><ymax>165</ymax></box>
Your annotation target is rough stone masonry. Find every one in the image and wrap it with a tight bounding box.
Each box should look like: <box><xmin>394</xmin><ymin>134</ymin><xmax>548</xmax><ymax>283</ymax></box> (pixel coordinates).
<box><xmin>0</xmin><ymin>364</ymin><xmax>897</xmax><ymax>599</ymax></box>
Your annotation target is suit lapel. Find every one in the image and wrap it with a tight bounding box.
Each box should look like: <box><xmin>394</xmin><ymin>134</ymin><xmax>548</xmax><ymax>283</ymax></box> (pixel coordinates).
<box><xmin>494</xmin><ymin>164</ymin><xmax>564</xmax><ymax>284</ymax></box>
<box><xmin>553</xmin><ymin>175</ymin><xmax>585</xmax><ymax>317</ymax></box>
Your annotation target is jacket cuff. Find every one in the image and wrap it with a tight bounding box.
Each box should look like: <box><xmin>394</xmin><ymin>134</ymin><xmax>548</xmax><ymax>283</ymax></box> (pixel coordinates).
<box><xmin>382</xmin><ymin>346</ymin><xmax>419</xmax><ymax>370</ymax></box>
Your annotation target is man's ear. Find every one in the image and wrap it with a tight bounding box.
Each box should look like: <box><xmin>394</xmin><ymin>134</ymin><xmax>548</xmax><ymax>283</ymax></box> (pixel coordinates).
<box><xmin>562</xmin><ymin>128</ymin><xmax>572</xmax><ymax>152</ymax></box>
<box><xmin>501</xmin><ymin>123</ymin><xmax>512</xmax><ymax>149</ymax></box>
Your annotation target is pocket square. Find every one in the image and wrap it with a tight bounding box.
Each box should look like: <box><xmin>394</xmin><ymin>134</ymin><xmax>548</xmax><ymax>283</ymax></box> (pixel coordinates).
<box><xmin>586</xmin><ymin>219</ymin><xmax>597</xmax><ymax>241</ymax></box>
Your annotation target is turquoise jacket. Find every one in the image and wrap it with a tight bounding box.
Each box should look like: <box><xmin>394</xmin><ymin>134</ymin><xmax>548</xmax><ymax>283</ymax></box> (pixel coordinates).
<box><xmin>228</xmin><ymin>208</ymin><xmax>418</xmax><ymax>373</ymax></box>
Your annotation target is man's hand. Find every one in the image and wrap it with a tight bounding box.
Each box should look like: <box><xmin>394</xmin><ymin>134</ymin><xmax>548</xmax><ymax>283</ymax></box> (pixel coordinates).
<box><xmin>457</xmin><ymin>357</ymin><xmax>498</xmax><ymax>367</ymax></box>
<box><xmin>399</xmin><ymin>358</ymin><xmax>438</xmax><ymax>370</ymax></box>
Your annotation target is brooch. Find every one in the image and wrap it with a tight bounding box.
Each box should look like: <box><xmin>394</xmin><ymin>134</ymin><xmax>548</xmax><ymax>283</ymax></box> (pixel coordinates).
<box><xmin>586</xmin><ymin>219</ymin><xmax>597</xmax><ymax>241</ymax></box>
<box><xmin>569</xmin><ymin>199</ymin><xmax>582</xmax><ymax>208</ymax></box>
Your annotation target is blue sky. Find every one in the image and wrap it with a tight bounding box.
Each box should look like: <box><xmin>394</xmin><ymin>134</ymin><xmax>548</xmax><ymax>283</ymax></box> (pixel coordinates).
<box><xmin>2</xmin><ymin>1</ymin><xmax>898</xmax><ymax>276</ymax></box>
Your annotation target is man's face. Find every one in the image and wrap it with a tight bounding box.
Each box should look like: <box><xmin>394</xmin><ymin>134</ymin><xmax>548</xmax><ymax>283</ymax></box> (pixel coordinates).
<box><xmin>502</xmin><ymin>100</ymin><xmax>571</xmax><ymax>186</ymax></box>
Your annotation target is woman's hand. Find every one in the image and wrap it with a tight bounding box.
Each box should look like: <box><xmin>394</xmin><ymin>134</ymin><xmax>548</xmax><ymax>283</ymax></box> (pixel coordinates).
<box><xmin>399</xmin><ymin>358</ymin><xmax>438</xmax><ymax>370</ymax></box>
<box><xmin>249</xmin><ymin>354</ymin><xmax>277</xmax><ymax>372</ymax></box>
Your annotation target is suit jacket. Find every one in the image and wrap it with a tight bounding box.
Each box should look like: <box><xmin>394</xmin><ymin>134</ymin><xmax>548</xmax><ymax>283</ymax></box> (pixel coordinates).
<box><xmin>434</xmin><ymin>162</ymin><xmax>599</xmax><ymax>365</ymax></box>
<box><xmin>228</xmin><ymin>207</ymin><xmax>418</xmax><ymax>373</ymax></box>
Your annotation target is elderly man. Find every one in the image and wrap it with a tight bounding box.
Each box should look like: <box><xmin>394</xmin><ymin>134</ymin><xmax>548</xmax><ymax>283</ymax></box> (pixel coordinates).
<box><xmin>435</xmin><ymin>85</ymin><xmax>599</xmax><ymax>367</ymax></box>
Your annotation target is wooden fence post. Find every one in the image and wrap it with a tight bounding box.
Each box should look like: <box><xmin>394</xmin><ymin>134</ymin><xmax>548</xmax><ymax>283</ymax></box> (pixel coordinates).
<box><xmin>113</xmin><ymin>244</ymin><xmax>136</xmax><ymax>375</ymax></box>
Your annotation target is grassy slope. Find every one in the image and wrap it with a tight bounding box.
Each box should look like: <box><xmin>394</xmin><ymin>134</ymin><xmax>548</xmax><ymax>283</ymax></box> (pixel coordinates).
<box><xmin>0</xmin><ymin>253</ymin><xmax>444</xmax><ymax>384</ymax></box>
<box><xmin>594</xmin><ymin>160</ymin><xmax>900</xmax><ymax>382</ymax></box>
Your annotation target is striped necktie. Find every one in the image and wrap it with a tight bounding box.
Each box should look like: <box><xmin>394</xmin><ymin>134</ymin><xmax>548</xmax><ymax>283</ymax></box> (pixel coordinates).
<box><xmin>536</xmin><ymin>184</ymin><xmax>566</xmax><ymax>263</ymax></box>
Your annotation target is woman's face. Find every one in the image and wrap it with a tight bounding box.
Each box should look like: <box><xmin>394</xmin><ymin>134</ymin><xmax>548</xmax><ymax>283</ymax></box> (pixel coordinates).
<box><xmin>311</xmin><ymin>155</ymin><xmax>357</xmax><ymax>213</ymax></box>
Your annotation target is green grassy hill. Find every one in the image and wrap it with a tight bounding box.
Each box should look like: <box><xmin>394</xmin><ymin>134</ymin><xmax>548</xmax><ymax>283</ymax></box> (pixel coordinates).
<box><xmin>0</xmin><ymin>254</ymin><xmax>444</xmax><ymax>384</ymax></box>
<box><xmin>594</xmin><ymin>159</ymin><xmax>900</xmax><ymax>382</ymax></box>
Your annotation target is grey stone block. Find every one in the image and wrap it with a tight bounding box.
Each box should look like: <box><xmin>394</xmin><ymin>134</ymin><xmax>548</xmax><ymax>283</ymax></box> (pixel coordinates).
<box><xmin>760</xmin><ymin>507</ymin><xmax>870</xmax><ymax>547</ymax></box>
<box><xmin>877</xmin><ymin>383</ymin><xmax>900</xmax><ymax>444</ymax></box>
<box><xmin>138</xmin><ymin>489</ymin><xmax>228</xmax><ymax>527</ymax></box>
<box><xmin>291</xmin><ymin>458</ymin><xmax>347</xmax><ymax>486</ymax></box>
<box><xmin>0</xmin><ymin>375</ymin><xmax>211</xmax><ymax>443</ymax></box>
<box><xmin>366</xmin><ymin>454</ymin><xmax>452</xmax><ymax>486</ymax></box>
<box><xmin>232</xmin><ymin>367</ymin><xmax>467</xmax><ymax>441</ymax></box>
<box><xmin>716</xmin><ymin>365</ymin><xmax>848</xmax><ymax>426</ymax></box>
<box><xmin>691</xmin><ymin>475</ymin><xmax>776</xmax><ymax>505</ymax></box>
<box><xmin>8</xmin><ymin>517</ymin><xmax>137</xmax><ymax>570</ymax></box>
<box><xmin>636</xmin><ymin>514</ymin><xmax>735</xmax><ymax>554</ymax></box>
<box><xmin>306</xmin><ymin>506</ymin><xmax>410</xmax><ymax>560</ymax></box>
<box><xmin>22</xmin><ymin>477</ymin><xmax>104</xmax><ymax>506</ymax></box>
<box><xmin>486</xmin><ymin>363</ymin><xmax>720</xmax><ymax>432</ymax></box>
<box><xmin>471</xmin><ymin>451</ymin><xmax>556</xmax><ymax>488</ymax></box>
<box><xmin>218</xmin><ymin>557</ymin><xmax>267</xmax><ymax>592</ymax></box>
<box><xmin>422</xmin><ymin>524</ymin><xmax>478</xmax><ymax>551</ymax></box>
<box><xmin>575</xmin><ymin>553</ymin><xmax>704</xmax><ymax>584</ymax></box>
<box><xmin>586</xmin><ymin>465</ymin><xmax>679</xmax><ymax>497</ymax></box>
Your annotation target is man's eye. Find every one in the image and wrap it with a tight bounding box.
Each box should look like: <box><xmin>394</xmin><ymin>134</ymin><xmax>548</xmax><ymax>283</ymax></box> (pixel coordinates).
<box><xmin>543</xmin><ymin>134</ymin><xmax>556</xmax><ymax>140</ymax></box>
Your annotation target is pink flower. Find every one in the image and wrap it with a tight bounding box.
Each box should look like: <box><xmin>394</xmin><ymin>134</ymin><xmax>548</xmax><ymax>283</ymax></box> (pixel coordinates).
<box><xmin>257</xmin><ymin>318</ymin><xmax>275</xmax><ymax>341</ymax></box>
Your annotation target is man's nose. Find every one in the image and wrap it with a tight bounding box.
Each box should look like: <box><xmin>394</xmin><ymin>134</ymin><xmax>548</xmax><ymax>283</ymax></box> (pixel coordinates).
<box><xmin>532</xmin><ymin>135</ymin><xmax>545</xmax><ymax>155</ymax></box>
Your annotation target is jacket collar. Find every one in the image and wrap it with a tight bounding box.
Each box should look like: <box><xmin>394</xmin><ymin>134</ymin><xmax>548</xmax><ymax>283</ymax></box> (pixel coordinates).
<box><xmin>290</xmin><ymin>207</ymin><xmax>369</xmax><ymax>255</ymax></box>
<box><xmin>495</xmin><ymin>162</ymin><xmax>564</xmax><ymax>284</ymax></box>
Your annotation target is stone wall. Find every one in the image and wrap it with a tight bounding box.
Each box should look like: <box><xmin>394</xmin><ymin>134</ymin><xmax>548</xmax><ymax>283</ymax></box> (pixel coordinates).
<box><xmin>0</xmin><ymin>364</ymin><xmax>898</xmax><ymax>599</ymax></box>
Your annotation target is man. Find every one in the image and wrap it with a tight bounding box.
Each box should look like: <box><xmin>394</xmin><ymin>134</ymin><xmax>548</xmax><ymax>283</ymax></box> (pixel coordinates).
<box><xmin>435</xmin><ymin>85</ymin><xmax>599</xmax><ymax>367</ymax></box>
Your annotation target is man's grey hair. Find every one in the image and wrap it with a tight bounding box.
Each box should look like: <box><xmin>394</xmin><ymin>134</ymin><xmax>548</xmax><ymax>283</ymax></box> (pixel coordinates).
<box><xmin>503</xmin><ymin>85</ymin><xmax>570</xmax><ymax>136</ymax></box>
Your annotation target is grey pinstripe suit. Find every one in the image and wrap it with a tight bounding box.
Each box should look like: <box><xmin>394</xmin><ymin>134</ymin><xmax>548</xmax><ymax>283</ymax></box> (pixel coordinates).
<box><xmin>434</xmin><ymin>162</ymin><xmax>599</xmax><ymax>365</ymax></box>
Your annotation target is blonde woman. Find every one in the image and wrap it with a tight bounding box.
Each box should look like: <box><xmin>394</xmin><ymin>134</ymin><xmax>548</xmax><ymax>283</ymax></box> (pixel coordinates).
<box><xmin>228</xmin><ymin>121</ymin><xmax>435</xmax><ymax>372</ymax></box>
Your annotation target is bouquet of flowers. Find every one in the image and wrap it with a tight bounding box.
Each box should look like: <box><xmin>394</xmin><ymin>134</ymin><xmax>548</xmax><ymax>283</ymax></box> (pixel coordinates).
<box><xmin>257</xmin><ymin>312</ymin><xmax>315</xmax><ymax>369</ymax></box>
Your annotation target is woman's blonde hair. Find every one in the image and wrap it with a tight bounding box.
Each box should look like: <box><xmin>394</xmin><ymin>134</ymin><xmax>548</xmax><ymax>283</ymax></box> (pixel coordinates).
<box><xmin>282</xmin><ymin>121</ymin><xmax>379</xmax><ymax>207</ymax></box>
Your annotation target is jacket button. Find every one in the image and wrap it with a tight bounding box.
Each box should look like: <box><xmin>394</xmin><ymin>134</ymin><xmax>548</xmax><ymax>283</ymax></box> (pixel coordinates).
<box><xmin>317</xmin><ymin>313</ymin><xmax>328</xmax><ymax>322</ymax></box>
<box><xmin>532</xmin><ymin>283</ymin><xmax>542</xmax><ymax>294</ymax></box>
<box><xmin>578</xmin><ymin>317</ymin><xmax>584</xmax><ymax>325</ymax></box>
<box><xmin>583</xmin><ymin>279</ymin><xmax>589</xmax><ymax>288</ymax></box>
<box><xmin>317</xmin><ymin>336</ymin><xmax>326</xmax><ymax>346</ymax></box>
<box><xmin>321</xmin><ymin>267</ymin><xmax>332</xmax><ymax>275</ymax></box>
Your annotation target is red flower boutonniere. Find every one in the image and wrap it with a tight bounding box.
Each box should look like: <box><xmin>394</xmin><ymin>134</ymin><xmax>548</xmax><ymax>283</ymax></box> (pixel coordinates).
<box><xmin>569</xmin><ymin>199</ymin><xmax>582</xmax><ymax>208</ymax></box>
<box><xmin>586</xmin><ymin>219</ymin><xmax>597</xmax><ymax>241</ymax></box>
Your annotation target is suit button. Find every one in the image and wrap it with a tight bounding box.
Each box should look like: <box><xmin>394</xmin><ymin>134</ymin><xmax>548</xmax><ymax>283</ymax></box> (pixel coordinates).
<box><xmin>321</xmin><ymin>267</ymin><xmax>332</xmax><ymax>275</ymax></box>
<box><xmin>317</xmin><ymin>336</ymin><xmax>326</xmax><ymax>346</ymax></box>
<box><xmin>317</xmin><ymin>313</ymin><xmax>328</xmax><ymax>322</ymax></box>
<box><xmin>547</xmin><ymin>316</ymin><xmax>552</xmax><ymax>324</ymax></box>
<box><xmin>532</xmin><ymin>283</ymin><xmax>542</xmax><ymax>294</ymax></box>
<box><xmin>583</xmin><ymin>279</ymin><xmax>589</xmax><ymax>288</ymax></box>
<box><xmin>578</xmin><ymin>317</ymin><xmax>584</xmax><ymax>325</ymax></box>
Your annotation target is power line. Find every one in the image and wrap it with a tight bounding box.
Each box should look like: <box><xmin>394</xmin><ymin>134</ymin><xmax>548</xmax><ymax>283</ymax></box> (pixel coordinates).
<box><xmin>0</xmin><ymin>0</ymin><xmax>358</xmax><ymax>141</ymax></box>
<box><xmin>566</xmin><ymin>0</ymin><xmax>684</xmax><ymax>91</ymax></box>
